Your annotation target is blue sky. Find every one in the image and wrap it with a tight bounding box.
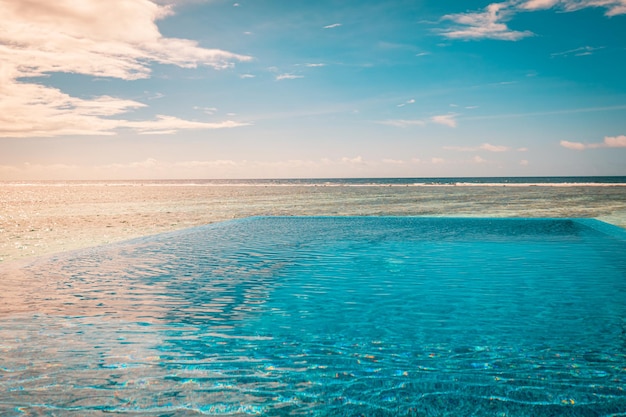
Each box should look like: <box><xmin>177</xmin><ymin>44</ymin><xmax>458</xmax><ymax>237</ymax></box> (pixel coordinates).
<box><xmin>0</xmin><ymin>0</ymin><xmax>625</xmax><ymax>179</ymax></box>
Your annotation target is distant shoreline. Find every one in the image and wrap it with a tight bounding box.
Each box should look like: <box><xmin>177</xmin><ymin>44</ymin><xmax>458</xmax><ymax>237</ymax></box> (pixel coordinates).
<box><xmin>2</xmin><ymin>176</ymin><xmax>626</xmax><ymax>188</ymax></box>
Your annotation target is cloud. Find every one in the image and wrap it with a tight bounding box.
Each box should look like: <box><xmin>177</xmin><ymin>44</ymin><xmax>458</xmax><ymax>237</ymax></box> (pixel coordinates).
<box><xmin>0</xmin><ymin>0</ymin><xmax>251</xmax><ymax>138</ymax></box>
<box><xmin>194</xmin><ymin>106</ymin><xmax>218</xmax><ymax>115</ymax></box>
<box><xmin>124</xmin><ymin>115</ymin><xmax>249</xmax><ymax>135</ymax></box>
<box><xmin>379</xmin><ymin>114</ymin><xmax>457</xmax><ymax>128</ymax></box>
<box><xmin>240</xmin><ymin>74</ymin><xmax>256</xmax><ymax>78</ymax></box>
<box><xmin>557</xmin><ymin>0</ymin><xmax>626</xmax><ymax>16</ymax></box>
<box><xmin>473</xmin><ymin>155</ymin><xmax>488</xmax><ymax>164</ymax></box>
<box><xmin>305</xmin><ymin>63</ymin><xmax>326</xmax><ymax>67</ymax></box>
<box><xmin>440</xmin><ymin>0</ymin><xmax>626</xmax><ymax>42</ymax></box>
<box><xmin>276</xmin><ymin>73</ymin><xmax>304</xmax><ymax>81</ymax></box>
<box><xmin>430</xmin><ymin>114</ymin><xmax>457</xmax><ymax>127</ymax></box>
<box><xmin>441</xmin><ymin>2</ymin><xmax>534</xmax><ymax>41</ymax></box>
<box><xmin>397</xmin><ymin>99</ymin><xmax>415</xmax><ymax>107</ymax></box>
<box><xmin>519</xmin><ymin>0</ymin><xmax>560</xmax><ymax>10</ymax></box>
<box><xmin>551</xmin><ymin>46</ymin><xmax>604</xmax><ymax>57</ymax></box>
<box><xmin>382</xmin><ymin>158</ymin><xmax>405</xmax><ymax>165</ymax></box>
<box><xmin>520</xmin><ymin>159</ymin><xmax>530</xmax><ymax>166</ymax></box>
<box><xmin>480</xmin><ymin>143</ymin><xmax>510</xmax><ymax>152</ymax></box>
<box><xmin>323</xmin><ymin>23</ymin><xmax>342</xmax><ymax>29</ymax></box>
<box><xmin>378</xmin><ymin>119</ymin><xmax>426</xmax><ymax>128</ymax></box>
<box><xmin>605</xmin><ymin>135</ymin><xmax>626</xmax><ymax>146</ymax></box>
<box><xmin>560</xmin><ymin>140</ymin><xmax>588</xmax><ymax>150</ymax></box>
<box><xmin>560</xmin><ymin>135</ymin><xmax>626</xmax><ymax>150</ymax></box>
<box><xmin>340</xmin><ymin>156</ymin><xmax>365</xmax><ymax>165</ymax></box>
<box><xmin>443</xmin><ymin>143</ymin><xmax>516</xmax><ymax>152</ymax></box>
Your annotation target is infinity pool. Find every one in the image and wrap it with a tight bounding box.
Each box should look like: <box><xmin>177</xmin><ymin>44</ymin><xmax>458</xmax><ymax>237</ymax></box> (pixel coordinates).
<box><xmin>1</xmin><ymin>217</ymin><xmax>626</xmax><ymax>416</ymax></box>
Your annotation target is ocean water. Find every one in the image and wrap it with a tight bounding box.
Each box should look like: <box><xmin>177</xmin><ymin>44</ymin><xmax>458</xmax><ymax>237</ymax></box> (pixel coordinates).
<box><xmin>1</xmin><ymin>216</ymin><xmax>625</xmax><ymax>416</ymax></box>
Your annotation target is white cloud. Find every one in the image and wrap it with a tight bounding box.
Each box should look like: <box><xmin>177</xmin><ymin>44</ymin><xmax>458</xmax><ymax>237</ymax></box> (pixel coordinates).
<box><xmin>473</xmin><ymin>155</ymin><xmax>488</xmax><ymax>164</ymax></box>
<box><xmin>194</xmin><ymin>106</ymin><xmax>218</xmax><ymax>115</ymax></box>
<box><xmin>559</xmin><ymin>0</ymin><xmax>626</xmax><ymax>16</ymax></box>
<box><xmin>340</xmin><ymin>156</ymin><xmax>365</xmax><ymax>165</ymax></box>
<box><xmin>441</xmin><ymin>2</ymin><xmax>534</xmax><ymax>41</ymax></box>
<box><xmin>125</xmin><ymin>115</ymin><xmax>249</xmax><ymax>135</ymax></box>
<box><xmin>560</xmin><ymin>135</ymin><xmax>626</xmax><ymax>150</ymax></box>
<box><xmin>551</xmin><ymin>46</ymin><xmax>604</xmax><ymax>57</ymax></box>
<box><xmin>240</xmin><ymin>74</ymin><xmax>256</xmax><ymax>78</ymax></box>
<box><xmin>431</xmin><ymin>157</ymin><xmax>446</xmax><ymax>164</ymax></box>
<box><xmin>323</xmin><ymin>23</ymin><xmax>342</xmax><ymax>29</ymax></box>
<box><xmin>430</xmin><ymin>114</ymin><xmax>457</xmax><ymax>128</ymax></box>
<box><xmin>379</xmin><ymin>114</ymin><xmax>457</xmax><ymax>128</ymax></box>
<box><xmin>0</xmin><ymin>0</ymin><xmax>251</xmax><ymax>138</ymax></box>
<box><xmin>397</xmin><ymin>98</ymin><xmax>415</xmax><ymax>107</ymax></box>
<box><xmin>382</xmin><ymin>158</ymin><xmax>405</xmax><ymax>165</ymax></box>
<box><xmin>443</xmin><ymin>143</ymin><xmax>516</xmax><ymax>152</ymax></box>
<box><xmin>276</xmin><ymin>74</ymin><xmax>304</xmax><ymax>81</ymax></box>
<box><xmin>378</xmin><ymin>119</ymin><xmax>426</xmax><ymax>128</ymax></box>
<box><xmin>480</xmin><ymin>143</ymin><xmax>510</xmax><ymax>152</ymax></box>
<box><xmin>305</xmin><ymin>63</ymin><xmax>326</xmax><ymax>67</ymax></box>
<box><xmin>605</xmin><ymin>135</ymin><xmax>626</xmax><ymax>146</ymax></box>
<box><xmin>519</xmin><ymin>0</ymin><xmax>560</xmax><ymax>10</ymax></box>
<box><xmin>520</xmin><ymin>159</ymin><xmax>530</xmax><ymax>166</ymax></box>
<box><xmin>560</xmin><ymin>140</ymin><xmax>588</xmax><ymax>150</ymax></box>
<box><xmin>441</xmin><ymin>0</ymin><xmax>626</xmax><ymax>42</ymax></box>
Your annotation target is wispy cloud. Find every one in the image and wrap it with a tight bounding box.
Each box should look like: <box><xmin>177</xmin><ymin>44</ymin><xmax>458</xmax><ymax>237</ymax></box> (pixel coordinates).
<box><xmin>0</xmin><ymin>0</ymin><xmax>251</xmax><ymax>138</ymax></box>
<box><xmin>551</xmin><ymin>46</ymin><xmax>605</xmax><ymax>58</ymax></box>
<box><xmin>460</xmin><ymin>104</ymin><xmax>626</xmax><ymax>122</ymax></box>
<box><xmin>397</xmin><ymin>99</ymin><xmax>416</xmax><ymax>107</ymax></box>
<box><xmin>430</xmin><ymin>114</ymin><xmax>458</xmax><ymax>128</ymax></box>
<box><xmin>521</xmin><ymin>0</ymin><xmax>626</xmax><ymax>15</ymax></box>
<box><xmin>518</xmin><ymin>0</ymin><xmax>559</xmax><ymax>10</ymax></box>
<box><xmin>276</xmin><ymin>73</ymin><xmax>304</xmax><ymax>81</ymax></box>
<box><xmin>379</xmin><ymin>113</ymin><xmax>457</xmax><ymax>128</ymax></box>
<box><xmin>194</xmin><ymin>106</ymin><xmax>218</xmax><ymax>115</ymax></box>
<box><xmin>560</xmin><ymin>135</ymin><xmax>626</xmax><ymax>150</ymax></box>
<box><xmin>240</xmin><ymin>74</ymin><xmax>256</xmax><ymax>78</ymax></box>
<box><xmin>378</xmin><ymin>119</ymin><xmax>426</xmax><ymax>128</ymax></box>
<box><xmin>125</xmin><ymin>116</ymin><xmax>249</xmax><ymax>135</ymax></box>
<box><xmin>440</xmin><ymin>0</ymin><xmax>626</xmax><ymax>41</ymax></box>
<box><xmin>323</xmin><ymin>23</ymin><xmax>342</xmax><ymax>29</ymax></box>
<box><xmin>440</xmin><ymin>2</ymin><xmax>534</xmax><ymax>41</ymax></box>
<box><xmin>556</xmin><ymin>0</ymin><xmax>626</xmax><ymax>16</ymax></box>
<box><xmin>304</xmin><ymin>63</ymin><xmax>326</xmax><ymax>67</ymax></box>
<box><xmin>443</xmin><ymin>143</ymin><xmax>513</xmax><ymax>152</ymax></box>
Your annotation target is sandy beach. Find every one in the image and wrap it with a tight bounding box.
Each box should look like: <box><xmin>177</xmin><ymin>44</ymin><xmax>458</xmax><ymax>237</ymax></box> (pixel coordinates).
<box><xmin>2</xmin><ymin>181</ymin><xmax>626</xmax><ymax>264</ymax></box>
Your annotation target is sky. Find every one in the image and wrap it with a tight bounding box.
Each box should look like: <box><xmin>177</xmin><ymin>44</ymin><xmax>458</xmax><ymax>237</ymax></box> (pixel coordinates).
<box><xmin>0</xmin><ymin>0</ymin><xmax>625</xmax><ymax>180</ymax></box>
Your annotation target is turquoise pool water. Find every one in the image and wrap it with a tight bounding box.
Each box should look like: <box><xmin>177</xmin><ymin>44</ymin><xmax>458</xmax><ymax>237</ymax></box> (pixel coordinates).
<box><xmin>1</xmin><ymin>217</ymin><xmax>626</xmax><ymax>416</ymax></box>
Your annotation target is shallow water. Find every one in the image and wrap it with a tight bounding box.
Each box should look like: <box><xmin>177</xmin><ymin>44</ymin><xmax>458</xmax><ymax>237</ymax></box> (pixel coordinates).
<box><xmin>1</xmin><ymin>217</ymin><xmax>625</xmax><ymax>416</ymax></box>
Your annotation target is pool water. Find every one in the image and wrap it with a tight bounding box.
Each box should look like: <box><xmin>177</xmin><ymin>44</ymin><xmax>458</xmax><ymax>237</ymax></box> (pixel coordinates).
<box><xmin>1</xmin><ymin>217</ymin><xmax>626</xmax><ymax>416</ymax></box>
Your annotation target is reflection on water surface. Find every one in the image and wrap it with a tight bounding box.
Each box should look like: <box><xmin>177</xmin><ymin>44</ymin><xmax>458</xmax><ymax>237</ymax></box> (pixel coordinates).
<box><xmin>1</xmin><ymin>217</ymin><xmax>626</xmax><ymax>416</ymax></box>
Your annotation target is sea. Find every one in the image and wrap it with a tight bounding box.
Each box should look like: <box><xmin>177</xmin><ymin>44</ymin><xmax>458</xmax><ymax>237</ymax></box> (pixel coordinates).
<box><xmin>9</xmin><ymin>175</ymin><xmax>625</xmax><ymax>186</ymax></box>
<box><xmin>3</xmin><ymin>176</ymin><xmax>626</xmax><ymax>229</ymax></box>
